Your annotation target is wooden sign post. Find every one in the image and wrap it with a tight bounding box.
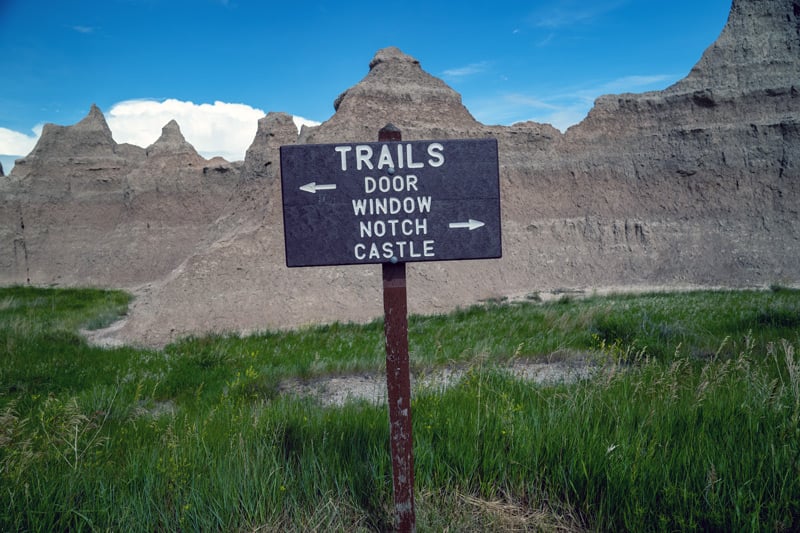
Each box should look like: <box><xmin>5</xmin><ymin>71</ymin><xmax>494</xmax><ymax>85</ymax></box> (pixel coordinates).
<box><xmin>378</xmin><ymin>124</ymin><xmax>415</xmax><ymax>531</ymax></box>
<box><xmin>280</xmin><ymin>125</ymin><xmax>501</xmax><ymax>532</ymax></box>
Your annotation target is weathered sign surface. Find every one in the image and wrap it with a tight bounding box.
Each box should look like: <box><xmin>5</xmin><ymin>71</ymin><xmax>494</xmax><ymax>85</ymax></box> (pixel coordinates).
<box><xmin>280</xmin><ymin>138</ymin><xmax>501</xmax><ymax>267</ymax></box>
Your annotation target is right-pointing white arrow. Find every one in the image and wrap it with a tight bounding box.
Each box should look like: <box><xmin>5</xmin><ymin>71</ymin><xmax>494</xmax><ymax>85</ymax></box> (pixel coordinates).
<box><xmin>449</xmin><ymin>219</ymin><xmax>485</xmax><ymax>231</ymax></box>
<box><xmin>299</xmin><ymin>182</ymin><xmax>337</xmax><ymax>194</ymax></box>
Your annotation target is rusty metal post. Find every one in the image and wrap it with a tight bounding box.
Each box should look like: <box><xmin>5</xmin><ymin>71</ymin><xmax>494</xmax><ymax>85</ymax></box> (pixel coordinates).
<box><xmin>379</xmin><ymin>123</ymin><xmax>415</xmax><ymax>532</ymax></box>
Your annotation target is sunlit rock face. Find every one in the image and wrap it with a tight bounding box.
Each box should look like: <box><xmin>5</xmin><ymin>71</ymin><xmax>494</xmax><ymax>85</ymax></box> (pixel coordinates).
<box><xmin>1</xmin><ymin>0</ymin><xmax>798</xmax><ymax>346</ymax></box>
<box><xmin>0</xmin><ymin>104</ymin><xmax>240</xmax><ymax>287</ymax></box>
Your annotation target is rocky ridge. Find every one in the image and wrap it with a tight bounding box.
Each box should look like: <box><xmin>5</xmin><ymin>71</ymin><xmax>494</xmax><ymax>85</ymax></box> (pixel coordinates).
<box><xmin>1</xmin><ymin>0</ymin><xmax>798</xmax><ymax>347</ymax></box>
<box><xmin>301</xmin><ymin>46</ymin><xmax>484</xmax><ymax>144</ymax></box>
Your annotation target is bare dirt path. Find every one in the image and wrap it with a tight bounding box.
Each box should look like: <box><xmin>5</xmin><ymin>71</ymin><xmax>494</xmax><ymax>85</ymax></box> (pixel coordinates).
<box><xmin>278</xmin><ymin>357</ymin><xmax>594</xmax><ymax>407</ymax></box>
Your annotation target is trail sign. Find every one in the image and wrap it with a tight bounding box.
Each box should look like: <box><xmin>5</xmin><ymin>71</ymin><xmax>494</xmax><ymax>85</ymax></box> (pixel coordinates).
<box><xmin>280</xmin><ymin>138</ymin><xmax>501</xmax><ymax>267</ymax></box>
<box><xmin>280</xmin><ymin>127</ymin><xmax>502</xmax><ymax>531</ymax></box>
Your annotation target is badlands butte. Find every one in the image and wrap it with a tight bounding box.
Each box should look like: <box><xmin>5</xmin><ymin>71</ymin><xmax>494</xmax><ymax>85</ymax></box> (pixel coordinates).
<box><xmin>1</xmin><ymin>0</ymin><xmax>799</xmax><ymax>347</ymax></box>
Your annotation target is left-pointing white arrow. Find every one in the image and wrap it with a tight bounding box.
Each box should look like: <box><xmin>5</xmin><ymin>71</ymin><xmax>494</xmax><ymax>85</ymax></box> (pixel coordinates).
<box><xmin>448</xmin><ymin>219</ymin><xmax>486</xmax><ymax>231</ymax></box>
<box><xmin>300</xmin><ymin>182</ymin><xmax>337</xmax><ymax>194</ymax></box>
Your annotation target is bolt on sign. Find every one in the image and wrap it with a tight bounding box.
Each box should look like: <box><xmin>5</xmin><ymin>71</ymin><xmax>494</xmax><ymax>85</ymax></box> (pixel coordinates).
<box><xmin>280</xmin><ymin>138</ymin><xmax>501</xmax><ymax>267</ymax></box>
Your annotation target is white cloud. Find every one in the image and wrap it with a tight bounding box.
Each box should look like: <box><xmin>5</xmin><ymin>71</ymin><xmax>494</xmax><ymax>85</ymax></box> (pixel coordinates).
<box><xmin>596</xmin><ymin>74</ymin><xmax>675</xmax><ymax>93</ymax></box>
<box><xmin>107</xmin><ymin>99</ymin><xmax>268</xmax><ymax>161</ymax></box>
<box><xmin>0</xmin><ymin>100</ymin><xmax>321</xmax><ymax>172</ymax></box>
<box><xmin>442</xmin><ymin>61</ymin><xmax>490</xmax><ymax>81</ymax></box>
<box><xmin>292</xmin><ymin>115</ymin><xmax>321</xmax><ymax>132</ymax></box>
<box><xmin>471</xmin><ymin>93</ymin><xmax>588</xmax><ymax>131</ymax></box>
<box><xmin>503</xmin><ymin>94</ymin><xmax>561</xmax><ymax>111</ymax></box>
<box><xmin>0</xmin><ymin>125</ymin><xmax>42</xmax><ymax>157</ymax></box>
<box><xmin>471</xmin><ymin>72</ymin><xmax>677</xmax><ymax>131</ymax></box>
<box><xmin>530</xmin><ymin>0</ymin><xmax>628</xmax><ymax>29</ymax></box>
<box><xmin>537</xmin><ymin>33</ymin><xmax>555</xmax><ymax>47</ymax></box>
<box><xmin>518</xmin><ymin>105</ymin><xmax>593</xmax><ymax>132</ymax></box>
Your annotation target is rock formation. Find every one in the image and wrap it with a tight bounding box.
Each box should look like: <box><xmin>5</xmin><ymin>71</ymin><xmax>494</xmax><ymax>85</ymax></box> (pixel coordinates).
<box><xmin>9</xmin><ymin>103</ymin><xmax>144</xmax><ymax>186</ymax></box>
<box><xmin>0</xmin><ymin>104</ymin><xmax>240</xmax><ymax>286</ymax></box>
<box><xmin>145</xmin><ymin>120</ymin><xmax>203</xmax><ymax>160</ymax></box>
<box><xmin>0</xmin><ymin>0</ymin><xmax>797</xmax><ymax>347</ymax></box>
<box><xmin>518</xmin><ymin>0</ymin><xmax>800</xmax><ymax>288</ymax></box>
<box><xmin>244</xmin><ymin>112</ymin><xmax>298</xmax><ymax>180</ymax></box>
<box><xmin>301</xmin><ymin>46</ymin><xmax>483</xmax><ymax>143</ymax></box>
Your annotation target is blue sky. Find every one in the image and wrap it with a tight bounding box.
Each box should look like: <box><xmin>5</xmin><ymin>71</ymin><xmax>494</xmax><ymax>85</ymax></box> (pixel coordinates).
<box><xmin>0</xmin><ymin>0</ymin><xmax>732</xmax><ymax>173</ymax></box>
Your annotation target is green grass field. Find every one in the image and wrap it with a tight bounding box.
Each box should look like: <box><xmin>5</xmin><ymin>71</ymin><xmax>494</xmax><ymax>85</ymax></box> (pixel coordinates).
<box><xmin>1</xmin><ymin>285</ymin><xmax>799</xmax><ymax>531</ymax></box>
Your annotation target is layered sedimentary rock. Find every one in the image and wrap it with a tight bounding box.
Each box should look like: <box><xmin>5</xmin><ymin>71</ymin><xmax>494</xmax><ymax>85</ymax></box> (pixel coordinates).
<box><xmin>506</xmin><ymin>0</ymin><xmax>800</xmax><ymax>288</ymax></box>
<box><xmin>244</xmin><ymin>112</ymin><xmax>298</xmax><ymax>180</ymax></box>
<box><xmin>0</xmin><ymin>0</ymin><xmax>797</xmax><ymax>346</ymax></box>
<box><xmin>300</xmin><ymin>46</ymin><xmax>484</xmax><ymax>143</ymax></box>
<box><xmin>0</xmin><ymin>105</ymin><xmax>240</xmax><ymax>286</ymax></box>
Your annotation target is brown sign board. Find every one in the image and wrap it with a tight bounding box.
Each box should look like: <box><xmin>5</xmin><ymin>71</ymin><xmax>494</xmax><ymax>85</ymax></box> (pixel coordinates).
<box><xmin>280</xmin><ymin>138</ymin><xmax>501</xmax><ymax>267</ymax></box>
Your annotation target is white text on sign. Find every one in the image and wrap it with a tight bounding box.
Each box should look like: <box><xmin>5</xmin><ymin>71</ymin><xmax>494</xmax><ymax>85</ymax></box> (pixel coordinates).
<box><xmin>335</xmin><ymin>143</ymin><xmax>445</xmax><ymax>171</ymax></box>
<box><xmin>341</xmin><ymin>143</ymin><xmax>444</xmax><ymax>262</ymax></box>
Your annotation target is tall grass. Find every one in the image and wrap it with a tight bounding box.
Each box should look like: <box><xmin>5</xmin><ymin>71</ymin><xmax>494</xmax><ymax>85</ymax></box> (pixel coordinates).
<box><xmin>412</xmin><ymin>337</ymin><xmax>800</xmax><ymax>530</ymax></box>
<box><xmin>1</xmin><ymin>285</ymin><xmax>799</xmax><ymax>531</ymax></box>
